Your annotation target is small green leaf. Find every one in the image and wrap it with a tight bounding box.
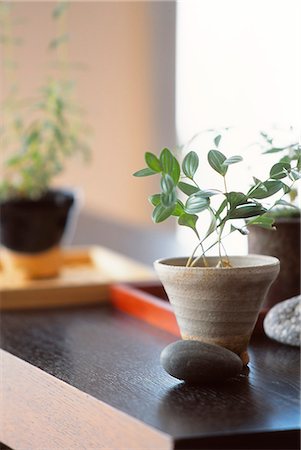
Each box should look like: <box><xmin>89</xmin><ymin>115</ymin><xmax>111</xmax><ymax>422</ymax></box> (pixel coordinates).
<box><xmin>171</xmin><ymin>156</ymin><xmax>181</xmax><ymax>184</ymax></box>
<box><xmin>204</xmin><ymin>208</ymin><xmax>217</xmax><ymax>239</ymax></box>
<box><xmin>207</xmin><ymin>150</ymin><xmax>227</xmax><ymax>176</ymax></box>
<box><xmin>172</xmin><ymin>200</ymin><xmax>185</xmax><ymax>216</ymax></box>
<box><xmin>290</xmin><ymin>169</ymin><xmax>301</xmax><ymax>181</ymax></box>
<box><xmin>263</xmin><ymin>147</ymin><xmax>285</xmax><ymax>154</ymax></box>
<box><xmin>145</xmin><ymin>152</ymin><xmax>161</xmax><ymax>172</ymax></box>
<box><xmin>275</xmin><ymin>199</ymin><xmax>299</xmax><ymax>209</ymax></box>
<box><xmin>133</xmin><ymin>168</ymin><xmax>156</xmax><ymax>177</ymax></box>
<box><xmin>249</xmin><ymin>180</ymin><xmax>283</xmax><ymax>199</ymax></box>
<box><xmin>270</xmin><ymin>162</ymin><xmax>291</xmax><ymax>179</ymax></box>
<box><xmin>52</xmin><ymin>2</ymin><xmax>68</xmax><ymax>19</ymax></box>
<box><xmin>185</xmin><ymin>193</ymin><xmax>210</xmax><ymax>214</ymax></box>
<box><xmin>247</xmin><ymin>215</ymin><xmax>275</xmax><ymax>229</ymax></box>
<box><xmin>149</xmin><ymin>194</ymin><xmax>161</xmax><ymax>206</ymax></box>
<box><xmin>178</xmin><ymin>213</ymin><xmax>199</xmax><ymax>237</ymax></box>
<box><xmin>214</xmin><ymin>134</ymin><xmax>222</xmax><ymax>147</ymax></box>
<box><xmin>160</xmin><ymin>148</ymin><xmax>174</xmax><ymax>174</ymax></box>
<box><xmin>230</xmin><ymin>224</ymin><xmax>249</xmax><ymax>235</ymax></box>
<box><xmin>226</xmin><ymin>192</ymin><xmax>247</xmax><ymax>209</ymax></box>
<box><xmin>197</xmin><ymin>189</ymin><xmax>221</xmax><ymax>197</ymax></box>
<box><xmin>182</xmin><ymin>151</ymin><xmax>199</xmax><ymax>179</ymax></box>
<box><xmin>260</xmin><ymin>131</ymin><xmax>273</xmax><ymax>145</ymax></box>
<box><xmin>279</xmin><ymin>156</ymin><xmax>291</xmax><ymax>164</ymax></box>
<box><xmin>161</xmin><ymin>190</ymin><xmax>177</xmax><ymax>208</ymax></box>
<box><xmin>49</xmin><ymin>34</ymin><xmax>69</xmax><ymax>50</ymax></box>
<box><xmin>229</xmin><ymin>204</ymin><xmax>267</xmax><ymax>219</ymax></box>
<box><xmin>152</xmin><ymin>204</ymin><xmax>174</xmax><ymax>223</ymax></box>
<box><xmin>161</xmin><ymin>174</ymin><xmax>175</xmax><ymax>194</ymax></box>
<box><xmin>282</xmin><ymin>183</ymin><xmax>291</xmax><ymax>194</ymax></box>
<box><xmin>178</xmin><ymin>182</ymin><xmax>199</xmax><ymax>196</ymax></box>
<box><xmin>216</xmin><ymin>199</ymin><xmax>227</xmax><ymax>218</ymax></box>
<box><xmin>223</xmin><ymin>155</ymin><xmax>243</xmax><ymax>166</ymax></box>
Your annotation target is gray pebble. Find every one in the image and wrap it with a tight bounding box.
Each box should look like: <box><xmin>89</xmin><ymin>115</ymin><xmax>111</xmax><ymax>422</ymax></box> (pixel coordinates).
<box><xmin>264</xmin><ymin>295</ymin><xmax>300</xmax><ymax>347</ymax></box>
<box><xmin>160</xmin><ymin>340</ymin><xmax>243</xmax><ymax>384</ymax></box>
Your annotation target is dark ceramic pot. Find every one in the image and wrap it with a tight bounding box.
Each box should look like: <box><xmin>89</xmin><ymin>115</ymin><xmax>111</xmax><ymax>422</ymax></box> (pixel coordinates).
<box><xmin>0</xmin><ymin>189</ymin><xmax>75</xmax><ymax>278</ymax></box>
<box><xmin>248</xmin><ymin>217</ymin><xmax>300</xmax><ymax>309</ymax></box>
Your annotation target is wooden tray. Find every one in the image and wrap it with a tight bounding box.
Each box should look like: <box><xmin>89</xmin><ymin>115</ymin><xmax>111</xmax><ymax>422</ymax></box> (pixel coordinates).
<box><xmin>0</xmin><ymin>246</ymin><xmax>154</xmax><ymax>310</ymax></box>
<box><xmin>110</xmin><ymin>282</ymin><xmax>267</xmax><ymax>336</ymax></box>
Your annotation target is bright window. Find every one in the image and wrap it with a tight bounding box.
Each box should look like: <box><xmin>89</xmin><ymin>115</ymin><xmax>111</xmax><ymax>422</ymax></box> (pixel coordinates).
<box><xmin>176</xmin><ymin>0</ymin><xmax>301</xmax><ymax>255</ymax></box>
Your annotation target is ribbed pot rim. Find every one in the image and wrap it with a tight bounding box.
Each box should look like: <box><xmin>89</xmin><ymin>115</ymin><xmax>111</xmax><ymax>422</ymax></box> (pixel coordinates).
<box><xmin>154</xmin><ymin>254</ymin><xmax>279</xmax><ymax>271</ymax></box>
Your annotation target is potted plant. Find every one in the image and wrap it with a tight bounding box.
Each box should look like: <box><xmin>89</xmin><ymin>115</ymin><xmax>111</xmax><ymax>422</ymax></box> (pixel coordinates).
<box><xmin>134</xmin><ymin>136</ymin><xmax>300</xmax><ymax>364</ymax></box>
<box><xmin>0</xmin><ymin>3</ymin><xmax>90</xmax><ymax>279</ymax></box>
<box><xmin>248</xmin><ymin>131</ymin><xmax>300</xmax><ymax>308</ymax></box>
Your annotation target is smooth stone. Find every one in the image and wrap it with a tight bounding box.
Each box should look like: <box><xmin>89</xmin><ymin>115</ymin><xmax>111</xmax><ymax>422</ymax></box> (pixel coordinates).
<box><xmin>160</xmin><ymin>340</ymin><xmax>243</xmax><ymax>384</ymax></box>
<box><xmin>264</xmin><ymin>295</ymin><xmax>300</xmax><ymax>347</ymax></box>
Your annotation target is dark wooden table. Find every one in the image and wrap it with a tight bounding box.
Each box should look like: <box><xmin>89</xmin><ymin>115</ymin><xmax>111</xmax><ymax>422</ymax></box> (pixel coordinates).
<box><xmin>1</xmin><ymin>302</ymin><xmax>300</xmax><ymax>450</ymax></box>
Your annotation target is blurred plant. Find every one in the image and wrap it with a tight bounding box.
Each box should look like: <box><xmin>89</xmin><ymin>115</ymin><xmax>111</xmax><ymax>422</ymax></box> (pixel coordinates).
<box><xmin>134</xmin><ymin>133</ymin><xmax>301</xmax><ymax>267</ymax></box>
<box><xmin>259</xmin><ymin>130</ymin><xmax>301</xmax><ymax>217</ymax></box>
<box><xmin>0</xmin><ymin>1</ymin><xmax>90</xmax><ymax>201</ymax></box>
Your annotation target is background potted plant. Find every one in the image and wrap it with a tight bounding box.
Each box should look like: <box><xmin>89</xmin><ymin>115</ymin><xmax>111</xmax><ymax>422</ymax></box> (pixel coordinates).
<box><xmin>0</xmin><ymin>3</ymin><xmax>90</xmax><ymax>279</ymax></box>
<box><xmin>134</xmin><ymin>134</ymin><xmax>300</xmax><ymax>364</ymax></box>
<box><xmin>248</xmin><ymin>131</ymin><xmax>300</xmax><ymax>308</ymax></box>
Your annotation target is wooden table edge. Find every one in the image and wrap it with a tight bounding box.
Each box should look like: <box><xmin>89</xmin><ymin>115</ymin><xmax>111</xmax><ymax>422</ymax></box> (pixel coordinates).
<box><xmin>0</xmin><ymin>349</ymin><xmax>172</xmax><ymax>450</ymax></box>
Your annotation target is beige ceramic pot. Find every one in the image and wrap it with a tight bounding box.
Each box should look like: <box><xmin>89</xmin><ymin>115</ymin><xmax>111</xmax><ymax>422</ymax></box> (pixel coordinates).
<box><xmin>154</xmin><ymin>255</ymin><xmax>280</xmax><ymax>365</ymax></box>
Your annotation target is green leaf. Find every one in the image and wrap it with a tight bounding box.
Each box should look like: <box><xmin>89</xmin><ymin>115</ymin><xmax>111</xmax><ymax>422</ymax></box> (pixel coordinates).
<box><xmin>207</xmin><ymin>150</ymin><xmax>227</xmax><ymax>176</ymax></box>
<box><xmin>279</xmin><ymin>155</ymin><xmax>291</xmax><ymax>164</ymax></box>
<box><xmin>161</xmin><ymin>174</ymin><xmax>175</xmax><ymax>194</ymax></box>
<box><xmin>152</xmin><ymin>204</ymin><xmax>174</xmax><ymax>223</ymax></box>
<box><xmin>161</xmin><ymin>190</ymin><xmax>177</xmax><ymax>208</ymax></box>
<box><xmin>229</xmin><ymin>204</ymin><xmax>267</xmax><ymax>219</ymax></box>
<box><xmin>171</xmin><ymin>156</ymin><xmax>181</xmax><ymax>184</ymax></box>
<box><xmin>263</xmin><ymin>147</ymin><xmax>285</xmax><ymax>154</ymax></box>
<box><xmin>178</xmin><ymin>213</ymin><xmax>199</xmax><ymax>237</ymax></box>
<box><xmin>204</xmin><ymin>208</ymin><xmax>217</xmax><ymax>239</ymax></box>
<box><xmin>226</xmin><ymin>192</ymin><xmax>247</xmax><ymax>209</ymax></box>
<box><xmin>149</xmin><ymin>194</ymin><xmax>161</xmax><ymax>207</ymax></box>
<box><xmin>160</xmin><ymin>148</ymin><xmax>174</xmax><ymax>174</ymax></box>
<box><xmin>249</xmin><ymin>180</ymin><xmax>283</xmax><ymax>199</ymax></box>
<box><xmin>297</xmin><ymin>151</ymin><xmax>301</xmax><ymax>171</ymax></box>
<box><xmin>275</xmin><ymin>199</ymin><xmax>299</xmax><ymax>209</ymax></box>
<box><xmin>49</xmin><ymin>34</ymin><xmax>69</xmax><ymax>50</ymax></box>
<box><xmin>214</xmin><ymin>134</ymin><xmax>222</xmax><ymax>147</ymax></box>
<box><xmin>230</xmin><ymin>224</ymin><xmax>249</xmax><ymax>235</ymax></box>
<box><xmin>247</xmin><ymin>215</ymin><xmax>275</xmax><ymax>229</ymax></box>
<box><xmin>260</xmin><ymin>131</ymin><xmax>273</xmax><ymax>145</ymax></box>
<box><xmin>145</xmin><ymin>152</ymin><xmax>161</xmax><ymax>172</ymax></box>
<box><xmin>223</xmin><ymin>155</ymin><xmax>243</xmax><ymax>166</ymax></box>
<box><xmin>182</xmin><ymin>151</ymin><xmax>199</xmax><ymax>179</ymax></box>
<box><xmin>270</xmin><ymin>162</ymin><xmax>291</xmax><ymax>179</ymax></box>
<box><xmin>172</xmin><ymin>200</ymin><xmax>185</xmax><ymax>217</ymax></box>
<box><xmin>216</xmin><ymin>199</ymin><xmax>227</xmax><ymax>218</ymax></box>
<box><xmin>52</xmin><ymin>2</ymin><xmax>68</xmax><ymax>19</ymax></box>
<box><xmin>290</xmin><ymin>169</ymin><xmax>301</xmax><ymax>181</ymax></box>
<box><xmin>185</xmin><ymin>193</ymin><xmax>210</xmax><ymax>214</ymax></box>
<box><xmin>133</xmin><ymin>168</ymin><xmax>156</xmax><ymax>177</ymax></box>
<box><xmin>178</xmin><ymin>181</ymin><xmax>199</xmax><ymax>196</ymax></box>
<box><xmin>282</xmin><ymin>183</ymin><xmax>291</xmax><ymax>194</ymax></box>
<box><xmin>197</xmin><ymin>189</ymin><xmax>221</xmax><ymax>197</ymax></box>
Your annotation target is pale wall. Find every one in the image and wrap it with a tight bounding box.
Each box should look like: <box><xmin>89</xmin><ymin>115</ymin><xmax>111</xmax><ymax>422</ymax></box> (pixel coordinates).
<box><xmin>0</xmin><ymin>1</ymin><xmax>176</xmax><ymax>226</ymax></box>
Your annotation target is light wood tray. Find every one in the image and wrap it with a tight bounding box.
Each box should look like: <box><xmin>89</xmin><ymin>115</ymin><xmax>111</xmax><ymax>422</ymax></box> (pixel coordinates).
<box><xmin>0</xmin><ymin>246</ymin><xmax>155</xmax><ymax>310</ymax></box>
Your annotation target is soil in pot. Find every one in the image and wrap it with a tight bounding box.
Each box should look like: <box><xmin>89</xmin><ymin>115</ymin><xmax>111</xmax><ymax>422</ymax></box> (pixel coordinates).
<box><xmin>154</xmin><ymin>255</ymin><xmax>280</xmax><ymax>365</ymax></box>
<box><xmin>0</xmin><ymin>189</ymin><xmax>74</xmax><ymax>279</ymax></box>
<box><xmin>248</xmin><ymin>217</ymin><xmax>300</xmax><ymax>309</ymax></box>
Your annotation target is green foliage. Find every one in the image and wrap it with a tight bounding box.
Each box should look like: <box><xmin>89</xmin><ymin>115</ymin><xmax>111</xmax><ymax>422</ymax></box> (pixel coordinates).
<box><xmin>134</xmin><ymin>132</ymin><xmax>301</xmax><ymax>267</ymax></box>
<box><xmin>0</xmin><ymin>2</ymin><xmax>90</xmax><ymax>201</ymax></box>
<box><xmin>259</xmin><ymin>130</ymin><xmax>301</xmax><ymax>218</ymax></box>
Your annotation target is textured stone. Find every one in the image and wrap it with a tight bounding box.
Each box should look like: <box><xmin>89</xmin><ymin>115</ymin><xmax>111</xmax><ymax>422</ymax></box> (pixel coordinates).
<box><xmin>264</xmin><ymin>295</ymin><xmax>300</xmax><ymax>347</ymax></box>
<box><xmin>160</xmin><ymin>340</ymin><xmax>243</xmax><ymax>384</ymax></box>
